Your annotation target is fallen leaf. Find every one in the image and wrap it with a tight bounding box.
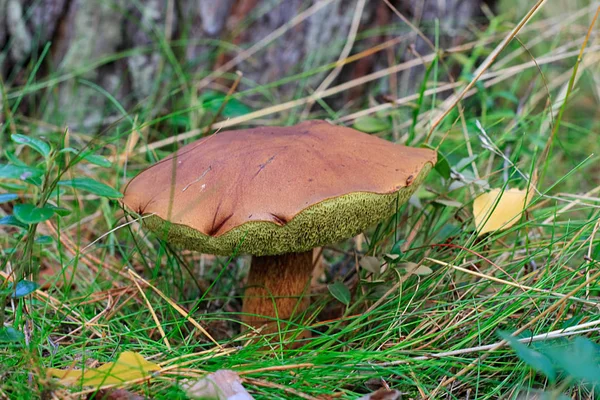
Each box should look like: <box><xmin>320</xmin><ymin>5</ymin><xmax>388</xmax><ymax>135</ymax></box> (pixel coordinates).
<box><xmin>47</xmin><ymin>351</ymin><xmax>160</xmax><ymax>387</ymax></box>
<box><xmin>473</xmin><ymin>188</ymin><xmax>531</xmax><ymax>236</ymax></box>
<box><xmin>182</xmin><ymin>370</ymin><xmax>254</xmax><ymax>400</ymax></box>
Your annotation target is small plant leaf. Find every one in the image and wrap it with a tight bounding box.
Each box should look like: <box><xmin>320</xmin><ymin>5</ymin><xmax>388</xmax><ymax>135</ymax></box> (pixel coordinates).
<box><xmin>83</xmin><ymin>154</ymin><xmax>112</xmax><ymax>168</ymax></box>
<box><xmin>35</xmin><ymin>235</ymin><xmax>54</xmax><ymax>245</ymax></box>
<box><xmin>13</xmin><ymin>204</ymin><xmax>55</xmax><ymax>224</ymax></box>
<box><xmin>353</xmin><ymin>116</ymin><xmax>390</xmax><ymax>133</ymax></box>
<box><xmin>47</xmin><ymin>351</ymin><xmax>161</xmax><ymax>387</ymax></box>
<box><xmin>328</xmin><ymin>281</ymin><xmax>351</xmax><ymax>306</ymax></box>
<box><xmin>473</xmin><ymin>188</ymin><xmax>531</xmax><ymax>236</ymax></box>
<box><xmin>60</xmin><ymin>148</ymin><xmax>112</xmax><ymax>167</ymax></box>
<box><xmin>0</xmin><ymin>326</ymin><xmax>24</xmax><ymax>343</ymax></box>
<box><xmin>421</xmin><ymin>145</ymin><xmax>451</xmax><ymax>179</ymax></box>
<box><xmin>543</xmin><ymin>337</ymin><xmax>600</xmax><ymax>384</ymax></box>
<box><xmin>0</xmin><ymin>181</ymin><xmax>28</xmax><ymax>191</ymax></box>
<box><xmin>434</xmin><ymin>154</ymin><xmax>451</xmax><ymax>179</ymax></box>
<box><xmin>0</xmin><ymin>164</ymin><xmax>44</xmax><ymax>181</ymax></box>
<box><xmin>359</xmin><ymin>256</ymin><xmax>381</xmax><ymax>274</ymax></box>
<box><xmin>11</xmin><ymin>280</ymin><xmax>40</xmax><ymax>298</ymax></box>
<box><xmin>498</xmin><ymin>331</ymin><xmax>556</xmax><ymax>382</ymax></box>
<box><xmin>390</xmin><ymin>239</ymin><xmax>405</xmax><ymax>256</ymax></box>
<box><xmin>0</xmin><ymin>193</ymin><xmax>18</xmax><ymax>204</ymax></box>
<box><xmin>11</xmin><ymin>134</ymin><xmax>51</xmax><ymax>157</ymax></box>
<box><xmin>47</xmin><ymin>204</ymin><xmax>71</xmax><ymax>217</ymax></box>
<box><xmin>58</xmin><ymin>178</ymin><xmax>123</xmax><ymax>198</ymax></box>
<box><xmin>200</xmin><ymin>91</ymin><xmax>252</xmax><ymax>118</ymax></box>
<box><xmin>0</xmin><ymin>215</ymin><xmax>29</xmax><ymax>229</ymax></box>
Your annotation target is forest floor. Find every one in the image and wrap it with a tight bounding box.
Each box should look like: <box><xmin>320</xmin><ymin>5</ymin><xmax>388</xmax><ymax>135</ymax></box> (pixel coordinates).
<box><xmin>1</xmin><ymin>1</ymin><xmax>600</xmax><ymax>399</ymax></box>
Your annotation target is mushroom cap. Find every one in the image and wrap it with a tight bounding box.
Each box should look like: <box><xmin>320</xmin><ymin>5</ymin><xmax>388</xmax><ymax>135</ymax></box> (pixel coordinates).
<box><xmin>122</xmin><ymin>120</ymin><xmax>436</xmax><ymax>256</ymax></box>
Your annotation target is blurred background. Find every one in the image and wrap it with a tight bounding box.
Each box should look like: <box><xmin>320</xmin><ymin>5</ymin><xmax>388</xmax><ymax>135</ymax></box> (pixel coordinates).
<box><xmin>0</xmin><ymin>0</ymin><xmax>496</xmax><ymax>131</ymax></box>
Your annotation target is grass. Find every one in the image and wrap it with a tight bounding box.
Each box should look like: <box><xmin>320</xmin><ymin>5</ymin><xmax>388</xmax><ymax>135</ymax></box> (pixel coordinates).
<box><xmin>1</xmin><ymin>1</ymin><xmax>600</xmax><ymax>399</ymax></box>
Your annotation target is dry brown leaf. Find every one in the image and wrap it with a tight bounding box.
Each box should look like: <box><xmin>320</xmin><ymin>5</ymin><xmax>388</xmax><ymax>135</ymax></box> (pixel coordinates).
<box><xmin>473</xmin><ymin>188</ymin><xmax>532</xmax><ymax>236</ymax></box>
<box><xmin>47</xmin><ymin>351</ymin><xmax>160</xmax><ymax>387</ymax></box>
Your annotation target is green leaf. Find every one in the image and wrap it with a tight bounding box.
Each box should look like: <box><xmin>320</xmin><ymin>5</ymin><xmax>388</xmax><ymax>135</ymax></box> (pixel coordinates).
<box><xmin>543</xmin><ymin>337</ymin><xmax>600</xmax><ymax>384</ymax></box>
<box><xmin>200</xmin><ymin>91</ymin><xmax>252</xmax><ymax>118</ymax></box>
<box><xmin>498</xmin><ymin>331</ymin><xmax>556</xmax><ymax>382</ymax></box>
<box><xmin>0</xmin><ymin>181</ymin><xmax>28</xmax><ymax>191</ymax></box>
<box><xmin>35</xmin><ymin>235</ymin><xmax>53</xmax><ymax>245</ymax></box>
<box><xmin>420</xmin><ymin>144</ymin><xmax>451</xmax><ymax>179</ymax></box>
<box><xmin>58</xmin><ymin>178</ymin><xmax>123</xmax><ymax>198</ymax></box>
<box><xmin>4</xmin><ymin>150</ymin><xmax>28</xmax><ymax>166</ymax></box>
<box><xmin>60</xmin><ymin>148</ymin><xmax>112</xmax><ymax>167</ymax></box>
<box><xmin>0</xmin><ymin>193</ymin><xmax>18</xmax><ymax>204</ymax></box>
<box><xmin>0</xmin><ymin>326</ymin><xmax>24</xmax><ymax>343</ymax></box>
<box><xmin>84</xmin><ymin>154</ymin><xmax>112</xmax><ymax>168</ymax></box>
<box><xmin>390</xmin><ymin>239</ymin><xmax>405</xmax><ymax>256</ymax></box>
<box><xmin>47</xmin><ymin>204</ymin><xmax>71</xmax><ymax>217</ymax></box>
<box><xmin>435</xmin><ymin>153</ymin><xmax>451</xmax><ymax>179</ymax></box>
<box><xmin>0</xmin><ymin>164</ymin><xmax>44</xmax><ymax>181</ymax></box>
<box><xmin>327</xmin><ymin>281</ymin><xmax>351</xmax><ymax>306</ymax></box>
<box><xmin>353</xmin><ymin>116</ymin><xmax>390</xmax><ymax>133</ymax></box>
<box><xmin>11</xmin><ymin>134</ymin><xmax>51</xmax><ymax>157</ymax></box>
<box><xmin>11</xmin><ymin>280</ymin><xmax>40</xmax><ymax>298</ymax></box>
<box><xmin>0</xmin><ymin>215</ymin><xmax>29</xmax><ymax>229</ymax></box>
<box><xmin>13</xmin><ymin>204</ymin><xmax>55</xmax><ymax>224</ymax></box>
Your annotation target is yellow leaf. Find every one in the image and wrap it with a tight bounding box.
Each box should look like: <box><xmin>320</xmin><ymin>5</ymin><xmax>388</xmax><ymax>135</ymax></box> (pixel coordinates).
<box><xmin>473</xmin><ymin>188</ymin><xmax>531</xmax><ymax>236</ymax></box>
<box><xmin>47</xmin><ymin>351</ymin><xmax>160</xmax><ymax>387</ymax></box>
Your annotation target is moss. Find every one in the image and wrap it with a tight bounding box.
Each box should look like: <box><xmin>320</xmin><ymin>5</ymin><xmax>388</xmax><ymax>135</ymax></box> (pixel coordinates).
<box><xmin>143</xmin><ymin>164</ymin><xmax>432</xmax><ymax>256</ymax></box>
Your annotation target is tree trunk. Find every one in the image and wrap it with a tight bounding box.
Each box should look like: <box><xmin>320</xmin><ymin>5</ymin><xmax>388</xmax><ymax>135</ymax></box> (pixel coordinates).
<box><xmin>0</xmin><ymin>0</ymin><xmax>488</xmax><ymax>129</ymax></box>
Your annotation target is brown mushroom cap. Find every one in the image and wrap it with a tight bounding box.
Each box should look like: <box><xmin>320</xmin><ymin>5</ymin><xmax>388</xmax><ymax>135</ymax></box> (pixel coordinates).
<box><xmin>122</xmin><ymin>120</ymin><xmax>436</xmax><ymax>256</ymax></box>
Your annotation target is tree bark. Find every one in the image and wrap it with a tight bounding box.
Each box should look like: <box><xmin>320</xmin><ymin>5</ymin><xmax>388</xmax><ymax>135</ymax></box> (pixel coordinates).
<box><xmin>0</xmin><ymin>0</ymin><xmax>488</xmax><ymax>129</ymax></box>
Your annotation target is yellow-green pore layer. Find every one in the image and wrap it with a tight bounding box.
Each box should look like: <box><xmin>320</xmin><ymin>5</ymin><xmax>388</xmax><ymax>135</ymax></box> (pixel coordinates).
<box><xmin>141</xmin><ymin>163</ymin><xmax>432</xmax><ymax>256</ymax></box>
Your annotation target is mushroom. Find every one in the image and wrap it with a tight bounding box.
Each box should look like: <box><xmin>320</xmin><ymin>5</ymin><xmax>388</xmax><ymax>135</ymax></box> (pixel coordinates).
<box><xmin>122</xmin><ymin>120</ymin><xmax>436</xmax><ymax>339</ymax></box>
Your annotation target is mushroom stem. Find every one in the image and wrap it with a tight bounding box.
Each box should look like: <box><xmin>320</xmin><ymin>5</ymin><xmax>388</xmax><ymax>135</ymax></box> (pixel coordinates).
<box><xmin>242</xmin><ymin>250</ymin><xmax>313</xmax><ymax>336</ymax></box>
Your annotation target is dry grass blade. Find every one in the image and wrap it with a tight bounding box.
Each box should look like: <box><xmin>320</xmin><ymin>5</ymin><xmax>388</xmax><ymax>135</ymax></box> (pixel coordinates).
<box><xmin>243</xmin><ymin>377</ymin><xmax>318</xmax><ymax>400</ymax></box>
<box><xmin>128</xmin><ymin>269</ymin><xmax>172</xmax><ymax>350</ymax></box>
<box><xmin>426</xmin><ymin>258</ymin><xmax>596</xmax><ymax>305</ymax></box>
<box><xmin>125</xmin><ymin>268</ymin><xmax>223</xmax><ymax>350</ymax></box>
<box><xmin>428</xmin><ymin>267</ymin><xmax>600</xmax><ymax>398</ymax></box>
<box><xmin>425</xmin><ymin>0</ymin><xmax>549</xmax><ymax>142</ymax></box>
<box><xmin>377</xmin><ymin>320</ymin><xmax>600</xmax><ymax>366</ymax></box>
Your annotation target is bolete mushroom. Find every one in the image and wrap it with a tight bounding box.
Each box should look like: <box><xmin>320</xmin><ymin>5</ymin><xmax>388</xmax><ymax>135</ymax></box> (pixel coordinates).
<box><xmin>122</xmin><ymin>120</ymin><xmax>436</xmax><ymax>339</ymax></box>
